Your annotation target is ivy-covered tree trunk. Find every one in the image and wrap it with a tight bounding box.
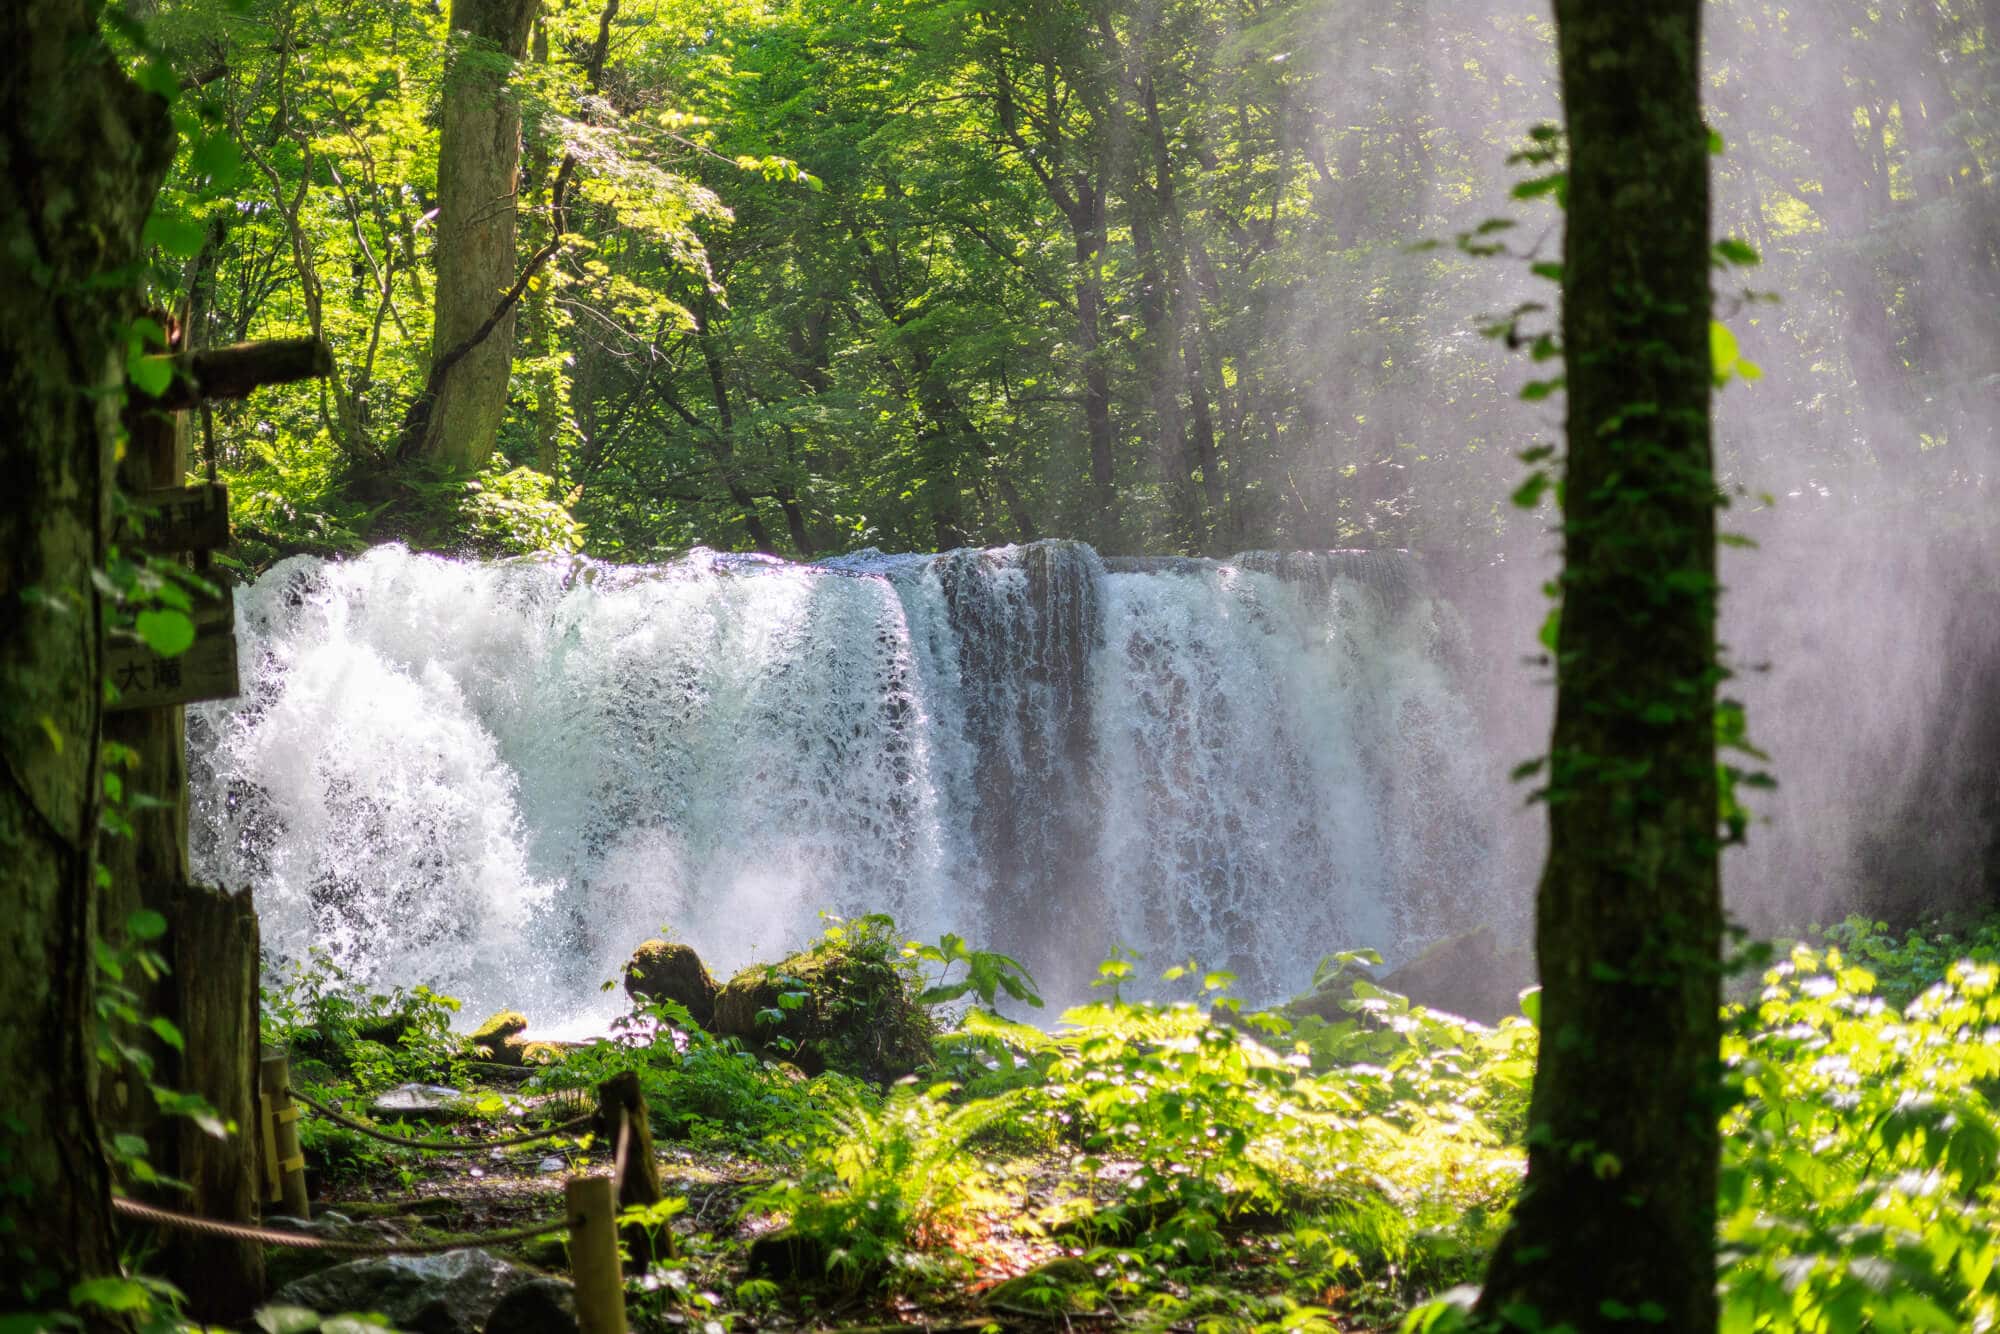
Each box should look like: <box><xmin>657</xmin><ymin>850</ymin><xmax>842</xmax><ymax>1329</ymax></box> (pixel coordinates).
<box><xmin>411</xmin><ymin>0</ymin><xmax>539</xmax><ymax>471</ymax></box>
<box><xmin>0</xmin><ymin>0</ymin><xmax>171</xmax><ymax>1311</ymax></box>
<box><xmin>1475</xmin><ymin>4</ymin><xmax>1721</xmax><ymax>1331</ymax></box>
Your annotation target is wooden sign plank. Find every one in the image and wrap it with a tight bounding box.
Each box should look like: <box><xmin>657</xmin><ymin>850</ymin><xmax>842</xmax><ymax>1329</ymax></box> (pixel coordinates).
<box><xmin>107</xmin><ymin>590</ymin><xmax>240</xmax><ymax>712</ymax></box>
<box><xmin>132</xmin><ymin>483</ymin><xmax>230</xmax><ymax>554</ymax></box>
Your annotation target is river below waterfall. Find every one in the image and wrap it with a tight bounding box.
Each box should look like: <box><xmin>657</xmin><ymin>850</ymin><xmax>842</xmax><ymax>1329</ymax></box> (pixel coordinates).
<box><xmin>189</xmin><ymin>541</ymin><xmax>1506</xmax><ymax>1031</ymax></box>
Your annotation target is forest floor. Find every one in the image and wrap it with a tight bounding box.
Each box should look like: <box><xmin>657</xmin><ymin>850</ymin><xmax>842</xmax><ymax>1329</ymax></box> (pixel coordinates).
<box><xmin>265</xmin><ymin>910</ymin><xmax>2000</xmax><ymax>1334</ymax></box>
<box><xmin>290</xmin><ymin>1094</ymin><xmax>1395</xmax><ymax>1334</ymax></box>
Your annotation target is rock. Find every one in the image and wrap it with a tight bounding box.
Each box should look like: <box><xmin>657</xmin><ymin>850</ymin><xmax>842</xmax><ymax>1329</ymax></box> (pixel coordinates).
<box><xmin>354</xmin><ymin>1012</ymin><xmax>415</xmax><ymax>1047</ymax></box>
<box><xmin>1377</xmin><ymin>927</ymin><xmax>1533</xmax><ymax>1025</ymax></box>
<box><xmin>746</xmin><ymin>1228</ymin><xmax>836</xmax><ymax>1282</ymax></box>
<box><xmin>276</xmin><ymin>1249</ymin><xmax>538</xmax><ymax>1334</ymax></box>
<box><xmin>516</xmin><ymin>1041</ymin><xmax>565</xmax><ymax>1067</ymax></box>
<box><xmin>471</xmin><ymin>1011</ymin><xmax>530</xmax><ymax>1065</ymax></box>
<box><xmin>338</xmin><ymin>1197</ymin><xmax>464</xmax><ymax>1224</ymax></box>
<box><xmin>483</xmin><ymin>1278</ymin><xmax>578</xmax><ymax>1334</ymax></box>
<box><xmin>517</xmin><ymin>1234</ymin><xmax>568</xmax><ymax>1271</ymax></box>
<box><xmin>623</xmin><ymin>940</ymin><xmax>719</xmax><ymax>1027</ymax></box>
<box><xmin>371</xmin><ymin>1083</ymin><xmax>471</xmax><ymax>1123</ymax></box>
<box><xmin>1286</xmin><ymin>952</ymin><xmax>1382</xmax><ymax>1023</ymax></box>
<box><xmin>262</xmin><ymin>1212</ymin><xmax>409</xmax><ymax>1292</ymax></box>
<box><xmin>712</xmin><ymin>933</ymin><xmax>934</xmax><ymax>1083</ymax></box>
<box><xmin>986</xmin><ymin>1257</ymin><xmax>1100</xmax><ymax>1312</ymax></box>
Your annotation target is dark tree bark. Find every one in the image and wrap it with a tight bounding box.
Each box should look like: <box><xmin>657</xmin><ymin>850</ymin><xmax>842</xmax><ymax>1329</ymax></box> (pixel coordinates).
<box><xmin>1475</xmin><ymin>3</ymin><xmax>1722</xmax><ymax>1331</ymax></box>
<box><xmin>0</xmin><ymin>0</ymin><xmax>172</xmax><ymax>1312</ymax></box>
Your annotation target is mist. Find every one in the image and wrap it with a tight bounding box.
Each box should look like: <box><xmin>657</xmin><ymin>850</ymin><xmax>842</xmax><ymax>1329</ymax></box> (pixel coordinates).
<box><xmin>1298</xmin><ymin>0</ymin><xmax>2000</xmax><ymax>935</ymax></box>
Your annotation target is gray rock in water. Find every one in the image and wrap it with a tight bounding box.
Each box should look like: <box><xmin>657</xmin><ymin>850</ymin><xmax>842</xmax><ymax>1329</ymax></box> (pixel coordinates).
<box><xmin>276</xmin><ymin>1248</ymin><xmax>539</xmax><ymax>1334</ymax></box>
<box><xmin>371</xmin><ymin>1083</ymin><xmax>470</xmax><ymax>1122</ymax></box>
<box><xmin>484</xmin><ymin>1278</ymin><xmax>578</xmax><ymax>1334</ymax></box>
<box><xmin>1378</xmin><ymin>926</ymin><xmax>1532</xmax><ymax>1025</ymax></box>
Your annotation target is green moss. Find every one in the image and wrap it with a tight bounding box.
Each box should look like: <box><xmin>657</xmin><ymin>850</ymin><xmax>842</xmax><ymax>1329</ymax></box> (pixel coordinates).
<box><xmin>470</xmin><ymin>1010</ymin><xmax>529</xmax><ymax>1046</ymax></box>
<box><xmin>713</xmin><ymin>915</ymin><xmax>935</xmax><ymax>1083</ymax></box>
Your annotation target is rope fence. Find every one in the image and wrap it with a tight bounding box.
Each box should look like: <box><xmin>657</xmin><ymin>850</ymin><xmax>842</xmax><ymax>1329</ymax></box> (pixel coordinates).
<box><xmin>111</xmin><ymin>1196</ymin><xmax>574</xmax><ymax>1256</ymax></box>
<box><xmin>119</xmin><ymin>1068</ymin><xmax>644</xmax><ymax>1334</ymax></box>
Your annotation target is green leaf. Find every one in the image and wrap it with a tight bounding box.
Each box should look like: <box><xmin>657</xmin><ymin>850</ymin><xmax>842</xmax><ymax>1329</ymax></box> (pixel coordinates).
<box><xmin>142</xmin><ymin>212</ymin><xmax>207</xmax><ymax>259</ymax></box>
<box><xmin>1713</xmin><ymin>238</ymin><xmax>1760</xmax><ymax>266</ymax></box>
<box><xmin>1511</xmin><ymin>473</ymin><xmax>1551</xmax><ymax>509</ymax></box>
<box><xmin>127</xmin><ymin>908</ymin><xmax>168</xmax><ymax>941</ymax></box>
<box><xmin>69</xmin><ymin>1277</ymin><xmax>154</xmax><ymax>1314</ymax></box>
<box><xmin>135</xmin><ymin>609</ymin><xmax>195</xmax><ymax>657</ymax></box>
<box><xmin>1710</xmin><ymin>320</ymin><xmax>1742</xmax><ymax>382</ymax></box>
<box><xmin>190</xmin><ymin>134</ymin><xmax>242</xmax><ymax>188</ymax></box>
<box><xmin>128</xmin><ymin>349</ymin><xmax>174</xmax><ymax>398</ymax></box>
<box><xmin>149</xmin><ymin>1017</ymin><xmax>185</xmax><ymax>1052</ymax></box>
<box><xmin>1510</xmin><ymin>173</ymin><xmax>1566</xmax><ymax>201</ymax></box>
<box><xmin>133</xmin><ymin>57</ymin><xmax>179</xmax><ymax>100</ymax></box>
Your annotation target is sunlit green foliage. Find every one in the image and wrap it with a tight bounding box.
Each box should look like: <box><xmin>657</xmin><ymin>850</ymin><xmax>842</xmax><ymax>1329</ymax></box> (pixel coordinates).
<box><xmin>1718</xmin><ymin>938</ymin><xmax>2000</xmax><ymax>1331</ymax></box>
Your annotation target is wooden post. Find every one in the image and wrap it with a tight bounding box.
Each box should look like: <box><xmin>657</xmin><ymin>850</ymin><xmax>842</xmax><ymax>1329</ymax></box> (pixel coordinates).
<box><xmin>258</xmin><ymin>1089</ymin><xmax>280</xmax><ymax>1204</ymax></box>
<box><xmin>596</xmin><ymin>1071</ymin><xmax>669</xmax><ymax>1265</ymax></box>
<box><xmin>260</xmin><ymin>1051</ymin><xmax>310</xmax><ymax>1219</ymax></box>
<box><xmin>163</xmin><ymin>884</ymin><xmax>263</xmax><ymax>1320</ymax></box>
<box><xmin>566</xmin><ymin>1175</ymin><xmax>629</xmax><ymax>1334</ymax></box>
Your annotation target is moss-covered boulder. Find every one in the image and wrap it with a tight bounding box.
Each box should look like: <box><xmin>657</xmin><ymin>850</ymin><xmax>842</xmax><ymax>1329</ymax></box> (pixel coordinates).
<box><xmin>1285</xmin><ymin>951</ymin><xmax>1381</xmax><ymax>1023</ymax></box>
<box><xmin>711</xmin><ymin>920</ymin><xmax>933</xmax><ymax>1083</ymax></box>
<box><xmin>471</xmin><ymin>1010</ymin><xmax>530</xmax><ymax>1065</ymax></box>
<box><xmin>623</xmin><ymin>940</ymin><xmax>719</xmax><ymax>1027</ymax></box>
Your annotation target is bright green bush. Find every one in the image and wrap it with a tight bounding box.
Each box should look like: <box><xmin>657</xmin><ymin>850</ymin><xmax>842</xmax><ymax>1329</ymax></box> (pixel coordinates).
<box><xmin>1718</xmin><ymin>941</ymin><xmax>2000</xmax><ymax>1332</ymax></box>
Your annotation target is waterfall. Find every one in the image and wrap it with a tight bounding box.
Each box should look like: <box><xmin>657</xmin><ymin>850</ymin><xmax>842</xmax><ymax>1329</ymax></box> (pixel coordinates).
<box><xmin>190</xmin><ymin>541</ymin><xmax>1503</xmax><ymax>1030</ymax></box>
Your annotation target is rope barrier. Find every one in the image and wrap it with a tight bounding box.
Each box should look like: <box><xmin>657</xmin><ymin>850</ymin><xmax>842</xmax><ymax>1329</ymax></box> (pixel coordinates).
<box><xmin>112</xmin><ymin>1196</ymin><xmax>574</xmax><ymax>1255</ymax></box>
<box><xmin>288</xmin><ymin>1088</ymin><xmax>595</xmax><ymax>1152</ymax></box>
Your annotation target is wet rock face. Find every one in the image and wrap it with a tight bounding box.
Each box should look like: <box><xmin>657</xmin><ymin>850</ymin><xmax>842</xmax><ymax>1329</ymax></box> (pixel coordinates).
<box><xmin>623</xmin><ymin>939</ymin><xmax>720</xmax><ymax>1027</ymax></box>
<box><xmin>274</xmin><ymin>1249</ymin><xmax>573</xmax><ymax>1334</ymax></box>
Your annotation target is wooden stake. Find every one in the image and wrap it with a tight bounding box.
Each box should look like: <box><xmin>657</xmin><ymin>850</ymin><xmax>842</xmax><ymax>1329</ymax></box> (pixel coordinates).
<box><xmin>257</xmin><ymin>1090</ymin><xmax>279</xmax><ymax>1204</ymax></box>
<box><xmin>596</xmin><ymin>1071</ymin><xmax>669</xmax><ymax>1265</ymax></box>
<box><xmin>259</xmin><ymin>1052</ymin><xmax>310</xmax><ymax>1219</ymax></box>
<box><xmin>566</xmin><ymin>1175</ymin><xmax>628</xmax><ymax>1334</ymax></box>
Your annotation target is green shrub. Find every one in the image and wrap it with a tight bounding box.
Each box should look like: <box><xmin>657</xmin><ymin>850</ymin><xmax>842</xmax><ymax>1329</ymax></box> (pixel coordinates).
<box><xmin>744</xmin><ymin>1082</ymin><xmax>1022</xmax><ymax>1290</ymax></box>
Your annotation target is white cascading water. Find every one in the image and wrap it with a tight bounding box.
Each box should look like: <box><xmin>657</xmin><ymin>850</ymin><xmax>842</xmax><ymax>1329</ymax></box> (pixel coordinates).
<box><xmin>189</xmin><ymin>541</ymin><xmax>1503</xmax><ymax>1031</ymax></box>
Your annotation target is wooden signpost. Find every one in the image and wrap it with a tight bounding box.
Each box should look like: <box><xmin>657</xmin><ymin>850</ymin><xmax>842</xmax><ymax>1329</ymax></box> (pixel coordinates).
<box><xmin>132</xmin><ymin>481</ymin><xmax>232</xmax><ymax>555</ymax></box>
<box><xmin>106</xmin><ymin>589</ymin><xmax>240</xmax><ymax>712</ymax></box>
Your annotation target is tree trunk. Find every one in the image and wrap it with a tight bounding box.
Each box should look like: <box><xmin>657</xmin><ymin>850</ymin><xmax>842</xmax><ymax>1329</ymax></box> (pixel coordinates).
<box><xmin>522</xmin><ymin>16</ymin><xmax>566</xmax><ymax>489</ymax></box>
<box><xmin>1474</xmin><ymin>3</ymin><xmax>1721</xmax><ymax>1330</ymax></box>
<box><xmin>1073</xmin><ymin>186</ymin><xmax>1117</xmax><ymax>551</ymax></box>
<box><xmin>413</xmin><ymin>0</ymin><xmax>539</xmax><ymax>471</ymax></box>
<box><xmin>0</xmin><ymin>0</ymin><xmax>171</xmax><ymax>1312</ymax></box>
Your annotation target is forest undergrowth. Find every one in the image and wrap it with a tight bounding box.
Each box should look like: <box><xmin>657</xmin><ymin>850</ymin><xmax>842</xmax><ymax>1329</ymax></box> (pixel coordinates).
<box><xmin>244</xmin><ymin>913</ymin><xmax>2000</xmax><ymax>1334</ymax></box>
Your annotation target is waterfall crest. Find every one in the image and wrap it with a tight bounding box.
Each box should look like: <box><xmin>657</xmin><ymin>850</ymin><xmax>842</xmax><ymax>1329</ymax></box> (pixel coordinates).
<box><xmin>190</xmin><ymin>541</ymin><xmax>1502</xmax><ymax>1029</ymax></box>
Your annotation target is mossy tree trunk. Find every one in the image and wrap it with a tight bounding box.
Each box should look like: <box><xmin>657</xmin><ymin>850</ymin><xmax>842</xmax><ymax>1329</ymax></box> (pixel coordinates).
<box><xmin>0</xmin><ymin>0</ymin><xmax>171</xmax><ymax>1312</ymax></box>
<box><xmin>1475</xmin><ymin>3</ymin><xmax>1722</xmax><ymax>1331</ymax></box>
<box><xmin>407</xmin><ymin>0</ymin><xmax>540</xmax><ymax>471</ymax></box>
